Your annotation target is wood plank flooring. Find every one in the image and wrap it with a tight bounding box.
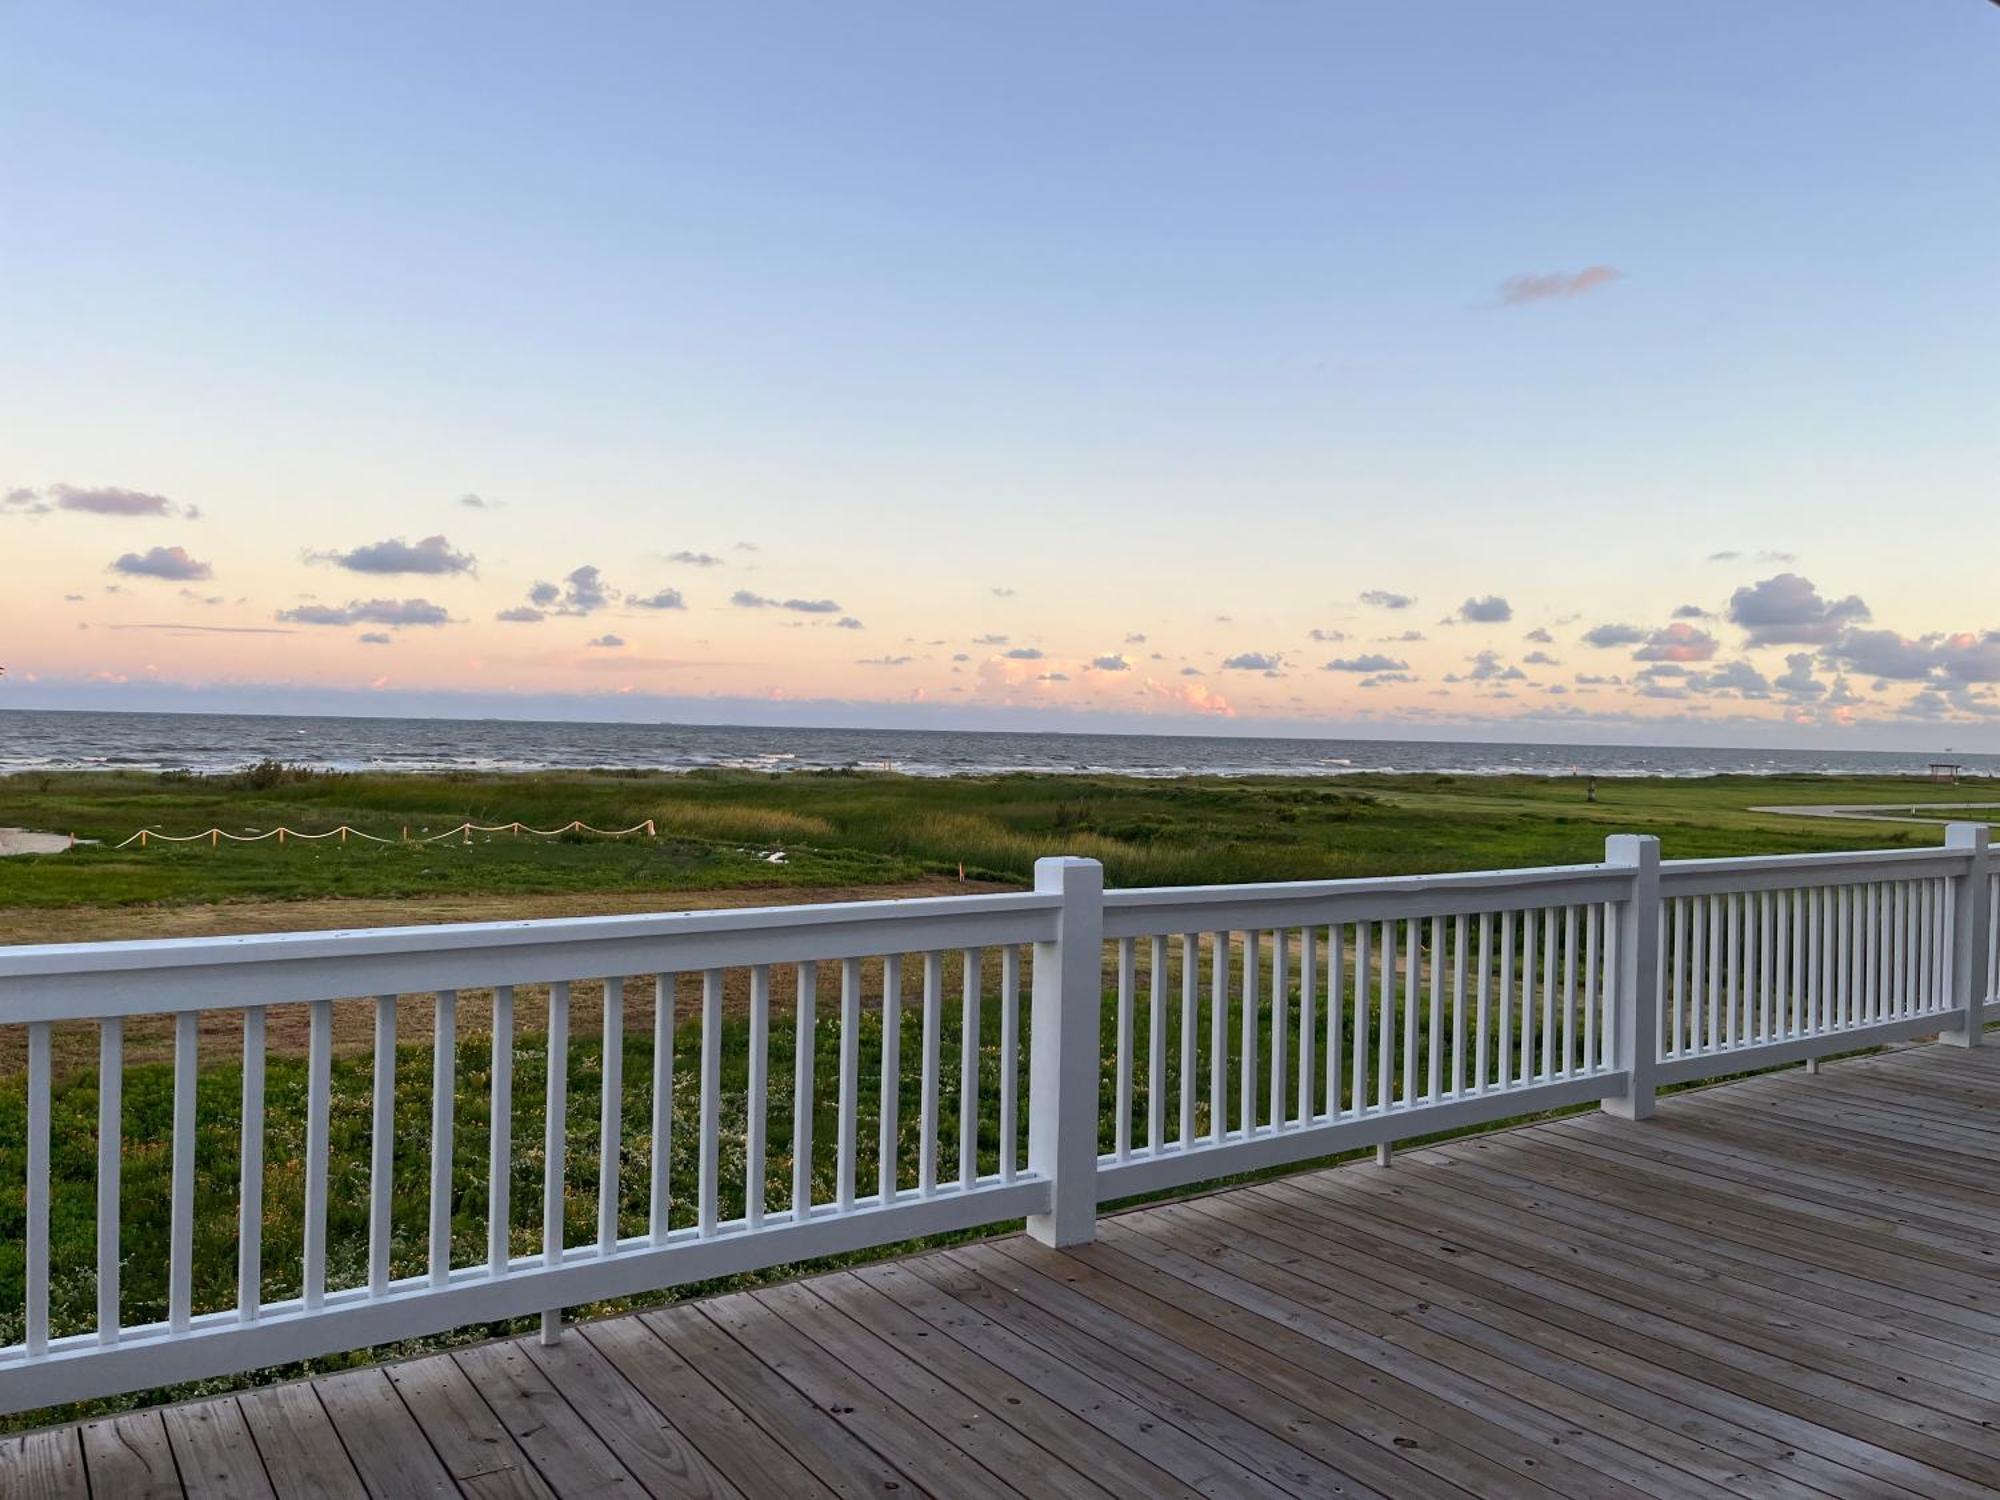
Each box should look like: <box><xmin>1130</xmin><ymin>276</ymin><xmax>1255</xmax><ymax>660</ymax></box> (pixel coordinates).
<box><xmin>11</xmin><ymin>1041</ymin><xmax>2000</xmax><ymax>1498</ymax></box>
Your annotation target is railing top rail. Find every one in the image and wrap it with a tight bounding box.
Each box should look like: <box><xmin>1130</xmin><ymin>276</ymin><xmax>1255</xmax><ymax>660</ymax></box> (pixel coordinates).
<box><xmin>1659</xmin><ymin>842</ymin><xmax>1970</xmax><ymax>894</ymax></box>
<box><xmin>0</xmin><ymin>889</ymin><xmax>1063</xmax><ymax>1020</ymax></box>
<box><xmin>1101</xmin><ymin>860</ymin><xmax>1631</xmax><ymax>936</ymax></box>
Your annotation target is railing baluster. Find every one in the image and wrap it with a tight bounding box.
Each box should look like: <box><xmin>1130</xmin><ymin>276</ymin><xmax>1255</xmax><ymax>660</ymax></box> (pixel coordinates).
<box><xmin>368</xmin><ymin>992</ymin><xmax>394</xmax><ymax>1296</ymax></box>
<box><xmin>920</xmin><ymin>952</ymin><xmax>942</xmax><ymax>1196</ymax></box>
<box><xmin>1560</xmin><ymin>907</ymin><xmax>1576</xmax><ymax>1078</ymax></box>
<box><xmin>1402</xmin><ymin>917</ymin><xmax>1418</xmax><ymax>1103</ymax></box>
<box><xmin>1378</xmin><ymin>920</ymin><xmax>1396</xmax><ymax>1114</ymax></box>
<box><xmin>488</xmin><ymin>986</ymin><xmax>511</xmax><ymax>1276</ymax></box>
<box><xmin>1180</xmin><ymin>934</ymin><xmax>1198</xmax><ymax>1144</ymax></box>
<box><xmin>1209</xmin><ymin>931</ymin><xmax>1227</xmax><ymax>1143</ymax></box>
<box><xmin>1474</xmin><ymin>914</ymin><xmax>1491</xmax><ymax>1091</ymax></box>
<box><xmin>1326</xmin><ymin>924</ymin><xmax>1345</xmax><ymax>1117</ymax></box>
<box><xmin>883</xmin><ymin>955</ymin><xmax>905</xmax><ymax>1197</ymax></box>
<box><xmin>1354</xmin><ymin>922</ymin><xmax>1372</xmax><ymax>1106</ymax></box>
<box><xmin>1241</xmin><ymin>931</ymin><xmax>1260</xmax><ymax>1136</ymax></box>
<box><xmin>1451</xmin><ymin>915</ymin><xmax>1468</xmax><ymax>1094</ymax></box>
<box><xmin>430</xmin><ymin>988</ymin><xmax>457</xmax><ymax>1287</ymax></box>
<box><xmin>1114</xmin><ymin>938</ymin><xmax>1134</xmax><ymax>1160</ymax></box>
<box><xmin>599</xmin><ymin>977</ymin><xmax>623</xmax><ymax>1253</ymax></box>
<box><xmin>650</xmin><ymin>975</ymin><xmax>674</xmax><ymax>1244</ymax></box>
<box><xmin>699</xmin><ymin>969</ymin><xmax>723</xmax><ymax>1234</ymax></box>
<box><xmin>962</xmin><ymin>947</ymin><xmax>983</xmax><ymax>1187</ymax></box>
<box><xmin>1299</xmin><ymin>926</ymin><xmax>1318</xmax><ymax>1122</ymax></box>
<box><xmin>239</xmin><ymin>1008</ymin><xmax>265</xmax><ymax>1321</ymax></box>
<box><xmin>792</xmin><ymin>961</ymin><xmax>816</xmax><ymax>1219</ymax></box>
<box><xmin>1495</xmin><ymin>912</ymin><xmax>1512</xmax><ymax>1090</ymax></box>
<box><xmin>1270</xmin><ymin>929</ymin><xmax>1288</xmax><ymax>1130</ymax></box>
<box><xmin>1538</xmin><ymin>908</ymin><xmax>1555</xmax><ymax>1082</ymax></box>
<box><xmin>837</xmin><ymin>957</ymin><xmax>860</xmax><ymax>1208</ymax></box>
<box><xmin>1582</xmin><ymin>904</ymin><xmax>1599</xmax><ymax>1072</ymax></box>
<box><xmin>26</xmin><ymin>1020</ymin><xmax>50</xmax><ymax>1358</ymax></box>
<box><xmin>98</xmin><ymin>1018</ymin><xmax>122</xmax><ymax>1344</ymax></box>
<box><xmin>1512</xmin><ymin>912</ymin><xmax>1528</xmax><ymax>1088</ymax></box>
<box><xmin>1424</xmin><ymin>916</ymin><xmax>1443</xmax><ymax>1099</ymax></box>
<box><xmin>541</xmin><ymin>978</ymin><xmax>570</xmax><ymax>1344</ymax></box>
<box><xmin>303</xmin><ymin>1000</ymin><xmax>330</xmax><ymax>1313</ymax></box>
<box><xmin>1146</xmin><ymin>936</ymin><xmax>1166</xmax><ymax>1150</ymax></box>
<box><xmin>747</xmin><ymin>964</ymin><xmax>768</xmax><ymax>1228</ymax></box>
<box><xmin>995</xmin><ymin>951</ymin><xmax>1013</xmax><ymax>1183</ymax></box>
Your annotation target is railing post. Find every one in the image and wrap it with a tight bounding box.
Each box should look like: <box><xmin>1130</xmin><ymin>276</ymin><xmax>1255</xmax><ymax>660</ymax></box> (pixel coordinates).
<box><xmin>1027</xmin><ymin>855</ymin><xmax>1104</xmax><ymax>1247</ymax></box>
<box><xmin>1602</xmin><ymin>834</ymin><xmax>1660</xmax><ymax>1121</ymax></box>
<box><xmin>1943</xmin><ymin>823</ymin><xmax>1991</xmax><ymax>1048</ymax></box>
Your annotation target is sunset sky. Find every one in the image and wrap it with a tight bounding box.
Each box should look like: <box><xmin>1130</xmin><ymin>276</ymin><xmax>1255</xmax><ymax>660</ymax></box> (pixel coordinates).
<box><xmin>4</xmin><ymin>3</ymin><xmax>1997</xmax><ymax>747</ymax></box>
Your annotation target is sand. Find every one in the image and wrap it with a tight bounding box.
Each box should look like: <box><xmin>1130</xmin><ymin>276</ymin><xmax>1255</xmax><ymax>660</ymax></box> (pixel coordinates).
<box><xmin>0</xmin><ymin>828</ymin><xmax>82</xmax><ymax>856</ymax></box>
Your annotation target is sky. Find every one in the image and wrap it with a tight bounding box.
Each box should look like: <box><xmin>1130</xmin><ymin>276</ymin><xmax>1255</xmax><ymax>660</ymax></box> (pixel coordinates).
<box><xmin>3</xmin><ymin>2</ymin><xmax>1998</xmax><ymax>748</ymax></box>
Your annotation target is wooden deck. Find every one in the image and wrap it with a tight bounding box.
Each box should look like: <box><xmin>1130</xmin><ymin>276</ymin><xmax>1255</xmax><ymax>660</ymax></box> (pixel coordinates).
<box><xmin>11</xmin><ymin>1039</ymin><xmax>2000</xmax><ymax>1498</ymax></box>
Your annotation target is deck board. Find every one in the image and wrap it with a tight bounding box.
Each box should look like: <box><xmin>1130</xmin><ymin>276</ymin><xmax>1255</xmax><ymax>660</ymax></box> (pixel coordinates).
<box><xmin>26</xmin><ymin>1040</ymin><xmax>2000</xmax><ymax>1500</ymax></box>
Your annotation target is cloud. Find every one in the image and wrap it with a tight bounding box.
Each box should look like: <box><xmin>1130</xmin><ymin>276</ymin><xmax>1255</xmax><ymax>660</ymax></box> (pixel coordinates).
<box><xmin>1457</xmin><ymin>595</ymin><xmax>1513</xmax><ymax>624</ymax></box>
<box><xmin>1382</xmin><ymin>629</ymin><xmax>1425</xmax><ymax>643</ymax></box>
<box><xmin>972</xmin><ymin>634</ymin><xmax>1009</xmax><ymax>646</ymax></box>
<box><xmin>2</xmin><ymin>486</ymin><xmax>51</xmax><ymax>515</ymax></box>
<box><xmin>630</xmin><ymin>588</ymin><xmax>686</xmax><ymax>611</ymax></box>
<box><xmin>1002</xmin><ymin>647</ymin><xmax>1045</xmax><ymax>661</ymax></box>
<box><xmin>991</xmin><ymin>586</ymin><xmax>1016</xmax><ymax>598</ymax></box>
<box><xmin>1671</xmin><ymin>603</ymin><xmax>1708</xmax><ymax>620</ymax></box>
<box><xmin>858</xmin><ymin>654</ymin><xmax>914</xmax><ymax>667</ymax></box>
<box><xmin>1773</xmin><ymin>653</ymin><xmax>1825</xmax><ymax>700</ymax></box>
<box><xmin>458</xmin><ymin>493</ymin><xmax>499</xmax><ymax>509</ymax></box>
<box><xmin>1633</xmin><ymin>622</ymin><xmax>1719</xmax><ymax>663</ymax></box>
<box><xmin>1523</xmin><ymin>650</ymin><xmax>1561</xmax><ymax>666</ymax></box>
<box><xmin>1124</xmin><ymin>632</ymin><xmax>1148</xmax><ymax>644</ymax></box>
<box><xmin>1581</xmin><ymin>622</ymin><xmax>1646</xmax><ymax>648</ymax></box>
<box><xmin>1498</xmin><ymin>266</ymin><xmax>1623</xmax><ymax>305</ymax></box>
<box><xmin>731</xmin><ymin>590</ymin><xmax>842</xmax><ymax>613</ymax></box>
<box><xmin>1938</xmin><ymin>632</ymin><xmax>2000</xmax><ymax>683</ymax></box>
<box><xmin>1221</xmin><ymin>652</ymin><xmax>1282</xmax><ymax>672</ymax></box>
<box><xmin>1090</xmin><ymin>654</ymin><xmax>1130</xmax><ymax>672</ymax></box>
<box><xmin>496</xmin><ymin>606</ymin><xmax>546</xmax><ymax>623</ymax></box>
<box><xmin>835</xmin><ymin>616</ymin><xmax>865</xmax><ymax>630</ymax></box>
<box><xmin>558</xmin><ymin>565</ymin><xmax>613</xmax><ymax>614</ymax></box>
<box><xmin>665</xmin><ymin>551</ymin><xmax>723</xmax><ymax>567</ymax></box>
<box><xmin>1688</xmin><ymin>660</ymin><xmax>1771</xmax><ymax>698</ymax></box>
<box><xmin>1523</xmin><ymin>627</ymin><xmax>1554</xmax><ymax>644</ymax></box>
<box><xmin>1308</xmin><ymin>628</ymin><xmax>1347</xmax><ymax>643</ymax></box>
<box><xmin>1359</xmin><ymin>590</ymin><xmax>1414</xmax><ymax>610</ymax></box>
<box><xmin>1322</xmin><ymin>653</ymin><xmax>1408</xmax><ymax>673</ymax></box>
<box><xmin>1358</xmin><ymin>672</ymin><xmax>1418</xmax><ymax>688</ymax></box>
<box><xmin>733</xmin><ymin>540</ymin><xmax>758</xmax><ymax>552</ymax></box>
<box><xmin>311</xmin><ymin>534</ymin><xmax>476</xmax><ymax>576</ymax></box>
<box><xmin>588</xmin><ymin>634</ymin><xmax>625</xmax><ymax>648</ymax></box>
<box><xmin>279</xmin><ymin>598</ymin><xmax>450</xmax><ymax>627</ymax></box>
<box><xmin>53</xmin><ymin>484</ymin><xmax>181</xmax><ymax>517</ymax></box>
<box><xmin>1727</xmin><ymin>573</ymin><xmax>1869</xmax><ymax>646</ymax></box>
<box><xmin>112</xmin><ymin>545</ymin><xmax>212</xmax><ymax>581</ymax></box>
<box><xmin>1037</xmin><ymin>671</ymin><xmax>1070</xmax><ymax>682</ymax></box>
<box><xmin>1448</xmin><ymin>650</ymin><xmax>1525</xmax><ymax>683</ymax></box>
<box><xmin>528</xmin><ymin>581</ymin><xmax>561</xmax><ymax>607</ymax></box>
<box><xmin>1828</xmin><ymin>627</ymin><xmax>1937</xmax><ymax>681</ymax></box>
<box><xmin>1707</xmin><ymin>550</ymin><xmax>1741</xmax><ymax>563</ymax></box>
<box><xmin>358</xmin><ymin>632</ymin><xmax>393</xmax><ymax>646</ymax></box>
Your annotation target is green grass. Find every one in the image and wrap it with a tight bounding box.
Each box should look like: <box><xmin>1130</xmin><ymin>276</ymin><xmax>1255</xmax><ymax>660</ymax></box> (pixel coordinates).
<box><xmin>1</xmin><ymin>764</ymin><xmax>1990</xmax><ymax>911</ymax></box>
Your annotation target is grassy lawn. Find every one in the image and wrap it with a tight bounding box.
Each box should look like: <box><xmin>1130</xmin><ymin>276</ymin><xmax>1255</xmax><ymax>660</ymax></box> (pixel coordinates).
<box><xmin>0</xmin><ymin>764</ymin><xmax>1990</xmax><ymax>1431</ymax></box>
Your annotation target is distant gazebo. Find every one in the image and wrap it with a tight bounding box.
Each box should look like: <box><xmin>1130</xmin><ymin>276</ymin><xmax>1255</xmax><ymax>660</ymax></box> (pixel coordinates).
<box><xmin>1928</xmin><ymin>761</ymin><xmax>1965</xmax><ymax>784</ymax></box>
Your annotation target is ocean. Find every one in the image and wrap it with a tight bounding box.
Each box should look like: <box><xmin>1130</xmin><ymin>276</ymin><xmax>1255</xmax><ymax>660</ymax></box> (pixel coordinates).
<box><xmin>0</xmin><ymin>709</ymin><xmax>1993</xmax><ymax>781</ymax></box>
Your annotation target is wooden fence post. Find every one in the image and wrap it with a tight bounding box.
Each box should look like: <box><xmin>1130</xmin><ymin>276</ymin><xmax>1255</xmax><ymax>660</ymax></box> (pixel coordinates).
<box><xmin>1601</xmin><ymin>834</ymin><xmax>1660</xmax><ymax>1120</ymax></box>
<box><xmin>1027</xmin><ymin>856</ymin><xmax>1103</xmax><ymax>1247</ymax></box>
<box><xmin>1943</xmin><ymin>822</ymin><xmax>1991</xmax><ymax>1048</ymax></box>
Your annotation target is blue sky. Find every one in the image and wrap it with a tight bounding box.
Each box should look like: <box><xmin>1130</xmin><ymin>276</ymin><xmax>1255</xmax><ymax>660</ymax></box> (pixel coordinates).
<box><xmin>4</xmin><ymin>3</ymin><xmax>1997</xmax><ymax>746</ymax></box>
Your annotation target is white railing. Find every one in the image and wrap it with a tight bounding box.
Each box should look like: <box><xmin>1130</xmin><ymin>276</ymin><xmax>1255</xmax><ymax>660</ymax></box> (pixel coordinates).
<box><xmin>0</xmin><ymin>824</ymin><xmax>1992</xmax><ymax>1413</ymax></box>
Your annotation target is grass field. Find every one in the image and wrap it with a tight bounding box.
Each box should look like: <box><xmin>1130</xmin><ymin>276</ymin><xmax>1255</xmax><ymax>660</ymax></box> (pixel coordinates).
<box><xmin>1</xmin><ymin>763</ymin><xmax>1990</xmax><ymax>922</ymax></box>
<box><xmin>0</xmin><ymin>762</ymin><xmax>1992</xmax><ymax>1432</ymax></box>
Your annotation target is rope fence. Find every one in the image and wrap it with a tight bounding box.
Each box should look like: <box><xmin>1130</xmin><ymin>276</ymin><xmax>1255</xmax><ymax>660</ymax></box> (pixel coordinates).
<box><xmin>115</xmin><ymin>819</ymin><xmax>659</xmax><ymax>851</ymax></box>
